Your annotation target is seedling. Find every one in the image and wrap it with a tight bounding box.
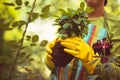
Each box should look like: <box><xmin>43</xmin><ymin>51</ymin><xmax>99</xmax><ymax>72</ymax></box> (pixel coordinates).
<box><xmin>52</xmin><ymin>2</ymin><xmax>93</xmax><ymax>67</ymax></box>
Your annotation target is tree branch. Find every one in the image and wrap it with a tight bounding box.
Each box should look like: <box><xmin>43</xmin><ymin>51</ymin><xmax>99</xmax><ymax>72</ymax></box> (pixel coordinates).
<box><xmin>7</xmin><ymin>0</ymin><xmax>37</xmax><ymax>79</ymax></box>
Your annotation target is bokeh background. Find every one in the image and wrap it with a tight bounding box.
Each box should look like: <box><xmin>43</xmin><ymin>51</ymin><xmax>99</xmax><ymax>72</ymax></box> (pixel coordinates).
<box><xmin>0</xmin><ymin>0</ymin><xmax>120</xmax><ymax>80</ymax></box>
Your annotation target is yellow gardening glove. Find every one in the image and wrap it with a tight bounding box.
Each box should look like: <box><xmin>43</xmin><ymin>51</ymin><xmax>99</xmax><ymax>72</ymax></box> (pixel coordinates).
<box><xmin>45</xmin><ymin>38</ymin><xmax>62</xmax><ymax>71</ymax></box>
<box><xmin>61</xmin><ymin>37</ymin><xmax>100</xmax><ymax>74</ymax></box>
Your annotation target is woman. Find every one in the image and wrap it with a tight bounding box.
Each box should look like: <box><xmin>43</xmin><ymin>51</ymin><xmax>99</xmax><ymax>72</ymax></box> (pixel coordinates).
<box><xmin>45</xmin><ymin>0</ymin><xmax>120</xmax><ymax>80</ymax></box>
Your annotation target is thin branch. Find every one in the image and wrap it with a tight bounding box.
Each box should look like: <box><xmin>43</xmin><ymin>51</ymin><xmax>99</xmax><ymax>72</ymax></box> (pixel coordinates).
<box><xmin>7</xmin><ymin>0</ymin><xmax>37</xmax><ymax>79</ymax></box>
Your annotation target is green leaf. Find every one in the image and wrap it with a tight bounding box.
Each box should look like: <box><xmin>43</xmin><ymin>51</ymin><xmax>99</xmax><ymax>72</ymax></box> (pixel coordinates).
<box><xmin>58</xmin><ymin>33</ymin><xmax>68</xmax><ymax>39</ymax></box>
<box><xmin>30</xmin><ymin>13</ymin><xmax>39</xmax><ymax>21</ymax></box>
<box><xmin>52</xmin><ymin>15</ymin><xmax>60</xmax><ymax>18</ymax></box>
<box><xmin>27</xmin><ymin>12</ymin><xmax>39</xmax><ymax>21</ymax></box>
<box><xmin>15</xmin><ymin>0</ymin><xmax>22</xmax><ymax>6</ymax></box>
<box><xmin>82</xmin><ymin>26</ymin><xmax>88</xmax><ymax>35</ymax></box>
<box><xmin>28</xmin><ymin>58</ymin><xmax>35</xmax><ymax>62</ymax></box>
<box><xmin>58</xmin><ymin>28</ymin><xmax>65</xmax><ymax>34</ymax></box>
<box><xmin>26</xmin><ymin>35</ymin><xmax>31</xmax><ymax>41</ymax></box>
<box><xmin>15</xmin><ymin>7</ymin><xmax>21</xmax><ymax>10</ymax></box>
<box><xmin>80</xmin><ymin>2</ymin><xmax>85</xmax><ymax>11</ymax></box>
<box><xmin>24</xmin><ymin>67</ymin><xmax>32</xmax><ymax>72</ymax></box>
<box><xmin>20</xmin><ymin>52</ymin><xmax>26</xmax><ymax>56</ymax></box>
<box><xmin>24</xmin><ymin>54</ymin><xmax>31</xmax><ymax>60</ymax></box>
<box><xmin>12</xmin><ymin>20</ymin><xmax>26</xmax><ymax>28</ymax></box>
<box><xmin>85</xmin><ymin>7</ymin><xmax>94</xmax><ymax>13</ymax></box>
<box><xmin>32</xmin><ymin>35</ymin><xmax>39</xmax><ymax>42</ymax></box>
<box><xmin>18</xmin><ymin>20</ymin><xmax>26</xmax><ymax>28</ymax></box>
<box><xmin>30</xmin><ymin>43</ymin><xmax>37</xmax><ymax>46</ymax></box>
<box><xmin>19</xmin><ymin>20</ymin><xmax>26</xmax><ymax>26</ymax></box>
<box><xmin>12</xmin><ymin>21</ymin><xmax>19</xmax><ymax>27</ymax></box>
<box><xmin>54</xmin><ymin>18</ymin><xmax>60</xmax><ymax>23</ymax></box>
<box><xmin>61</xmin><ymin>34</ymin><xmax>68</xmax><ymax>39</ymax></box>
<box><xmin>40</xmin><ymin>14</ymin><xmax>49</xmax><ymax>18</ymax></box>
<box><xmin>3</xmin><ymin>2</ymin><xmax>15</xmax><ymax>6</ymax></box>
<box><xmin>72</xmin><ymin>18</ymin><xmax>82</xmax><ymax>24</ymax></box>
<box><xmin>108</xmin><ymin>55</ymin><xmax>120</xmax><ymax>63</ymax></box>
<box><xmin>67</xmin><ymin>8</ymin><xmax>73</xmax><ymax>17</ymax></box>
<box><xmin>60</xmin><ymin>16</ymin><xmax>69</xmax><ymax>21</ymax></box>
<box><xmin>24</xmin><ymin>1</ymin><xmax>29</xmax><ymax>6</ymax></box>
<box><xmin>63</xmin><ymin>23</ymin><xmax>71</xmax><ymax>29</ymax></box>
<box><xmin>40</xmin><ymin>40</ymin><xmax>48</xmax><ymax>46</ymax></box>
<box><xmin>75</xmin><ymin>8</ymin><xmax>82</xmax><ymax>14</ymax></box>
<box><xmin>59</xmin><ymin>9</ymin><xmax>69</xmax><ymax>16</ymax></box>
<box><xmin>42</xmin><ymin>5</ymin><xmax>51</xmax><ymax>13</ymax></box>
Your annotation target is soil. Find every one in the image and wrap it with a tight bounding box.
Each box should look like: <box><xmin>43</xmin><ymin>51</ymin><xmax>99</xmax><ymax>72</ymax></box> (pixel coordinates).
<box><xmin>52</xmin><ymin>42</ymin><xmax>73</xmax><ymax>67</ymax></box>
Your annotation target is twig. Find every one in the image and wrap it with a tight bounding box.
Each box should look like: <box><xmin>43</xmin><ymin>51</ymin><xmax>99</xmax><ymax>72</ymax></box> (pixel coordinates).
<box><xmin>7</xmin><ymin>0</ymin><xmax>37</xmax><ymax>80</ymax></box>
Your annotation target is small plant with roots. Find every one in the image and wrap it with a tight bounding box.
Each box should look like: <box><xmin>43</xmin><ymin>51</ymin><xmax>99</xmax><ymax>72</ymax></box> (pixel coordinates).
<box><xmin>52</xmin><ymin>2</ymin><xmax>93</xmax><ymax>67</ymax></box>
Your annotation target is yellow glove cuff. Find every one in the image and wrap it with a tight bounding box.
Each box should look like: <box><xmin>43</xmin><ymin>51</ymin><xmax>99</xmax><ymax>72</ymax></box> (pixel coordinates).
<box><xmin>83</xmin><ymin>54</ymin><xmax>100</xmax><ymax>74</ymax></box>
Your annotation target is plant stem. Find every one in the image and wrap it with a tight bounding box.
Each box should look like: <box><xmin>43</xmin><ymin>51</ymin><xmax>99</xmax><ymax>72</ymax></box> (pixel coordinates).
<box><xmin>7</xmin><ymin>0</ymin><xmax>37</xmax><ymax>79</ymax></box>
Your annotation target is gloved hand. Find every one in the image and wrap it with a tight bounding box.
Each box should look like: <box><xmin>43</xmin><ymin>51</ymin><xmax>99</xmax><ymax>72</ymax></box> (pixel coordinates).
<box><xmin>45</xmin><ymin>39</ymin><xmax>57</xmax><ymax>70</ymax></box>
<box><xmin>45</xmin><ymin>38</ymin><xmax>62</xmax><ymax>70</ymax></box>
<box><xmin>61</xmin><ymin>37</ymin><xmax>100</xmax><ymax>74</ymax></box>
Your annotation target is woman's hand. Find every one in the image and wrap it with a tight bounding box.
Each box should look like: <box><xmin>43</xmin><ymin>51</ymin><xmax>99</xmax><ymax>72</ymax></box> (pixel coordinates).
<box><xmin>61</xmin><ymin>37</ymin><xmax>100</xmax><ymax>74</ymax></box>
